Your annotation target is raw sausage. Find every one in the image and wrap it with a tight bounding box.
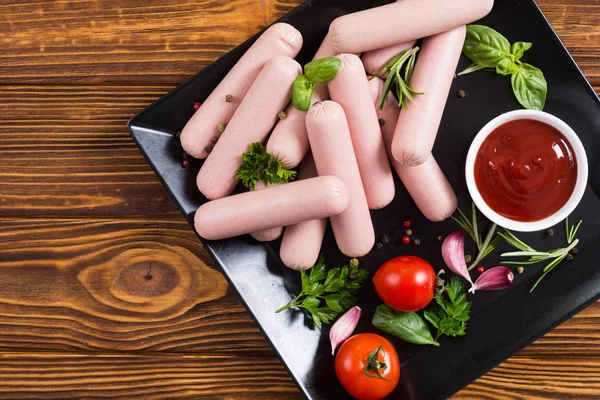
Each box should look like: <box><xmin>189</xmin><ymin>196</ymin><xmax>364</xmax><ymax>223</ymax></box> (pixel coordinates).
<box><xmin>368</xmin><ymin>77</ymin><xmax>457</xmax><ymax>221</ymax></box>
<box><xmin>194</xmin><ymin>176</ymin><xmax>349</xmax><ymax>240</ymax></box>
<box><xmin>266</xmin><ymin>36</ymin><xmax>337</xmax><ymax>169</ymax></box>
<box><xmin>280</xmin><ymin>153</ymin><xmax>327</xmax><ymax>270</ymax></box>
<box><xmin>328</xmin><ymin>0</ymin><xmax>492</xmax><ymax>54</ymax></box>
<box><xmin>306</xmin><ymin>101</ymin><xmax>374</xmax><ymax>257</ymax></box>
<box><xmin>250</xmin><ymin>182</ymin><xmax>284</xmax><ymax>242</ymax></box>
<box><xmin>328</xmin><ymin>54</ymin><xmax>395</xmax><ymax>209</ymax></box>
<box><xmin>181</xmin><ymin>23</ymin><xmax>303</xmax><ymax>159</ymax></box>
<box><xmin>391</xmin><ymin>26</ymin><xmax>466</xmax><ymax>166</ymax></box>
<box><xmin>197</xmin><ymin>56</ymin><xmax>301</xmax><ymax>200</ymax></box>
<box><xmin>361</xmin><ymin>40</ymin><xmax>416</xmax><ymax>76</ymax></box>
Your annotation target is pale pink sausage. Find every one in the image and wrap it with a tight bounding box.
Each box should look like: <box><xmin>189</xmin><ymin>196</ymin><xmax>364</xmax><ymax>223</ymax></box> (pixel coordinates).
<box><xmin>361</xmin><ymin>41</ymin><xmax>416</xmax><ymax>76</ymax></box>
<box><xmin>391</xmin><ymin>26</ymin><xmax>466</xmax><ymax>166</ymax></box>
<box><xmin>368</xmin><ymin>77</ymin><xmax>457</xmax><ymax>221</ymax></box>
<box><xmin>194</xmin><ymin>176</ymin><xmax>349</xmax><ymax>240</ymax></box>
<box><xmin>181</xmin><ymin>23</ymin><xmax>303</xmax><ymax>159</ymax></box>
<box><xmin>197</xmin><ymin>56</ymin><xmax>302</xmax><ymax>200</ymax></box>
<box><xmin>266</xmin><ymin>36</ymin><xmax>337</xmax><ymax>169</ymax></box>
<box><xmin>250</xmin><ymin>182</ymin><xmax>284</xmax><ymax>242</ymax></box>
<box><xmin>306</xmin><ymin>101</ymin><xmax>374</xmax><ymax>257</ymax></box>
<box><xmin>280</xmin><ymin>154</ymin><xmax>328</xmax><ymax>270</ymax></box>
<box><xmin>328</xmin><ymin>0</ymin><xmax>492</xmax><ymax>54</ymax></box>
<box><xmin>328</xmin><ymin>54</ymin><xmax>395</xmax><ymax>209</ymax></box>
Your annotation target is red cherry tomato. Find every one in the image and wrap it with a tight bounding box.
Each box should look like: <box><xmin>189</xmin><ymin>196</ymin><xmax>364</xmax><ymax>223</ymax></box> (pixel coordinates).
<box><xmin>335</xmin><ymin>333</ymin><xmax>400</xmax><ymax>400</ymax></box>
<box><xmin>373</xmin><ymin>255</ymin><xmax>435</xmax><ymax>312</ymax></box>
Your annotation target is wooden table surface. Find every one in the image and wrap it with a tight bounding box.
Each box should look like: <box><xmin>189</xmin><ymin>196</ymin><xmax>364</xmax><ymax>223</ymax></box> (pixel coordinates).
<box><xmin>1</xmin><ymin>0</ymin><xmax>599</xmax><ymax>398</ymax></box>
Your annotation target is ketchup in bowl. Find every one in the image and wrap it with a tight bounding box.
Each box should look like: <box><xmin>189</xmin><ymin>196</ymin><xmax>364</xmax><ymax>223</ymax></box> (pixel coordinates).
<box><xmin>473</xmin><ymin>119</ymin><xmax>577</xmax><ymax>222</ymax></box>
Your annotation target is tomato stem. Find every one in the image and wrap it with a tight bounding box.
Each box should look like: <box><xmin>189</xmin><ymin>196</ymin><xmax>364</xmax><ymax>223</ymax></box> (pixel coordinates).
<box><xmin>363</xmin><ymin>346</ymin><xmax>393</xmax><ymax>382</ymax></box>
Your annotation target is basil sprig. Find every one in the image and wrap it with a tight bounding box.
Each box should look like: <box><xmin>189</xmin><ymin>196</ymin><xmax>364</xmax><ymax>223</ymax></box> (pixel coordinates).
<box><xmin>458</xmin><ymin>25</ymin><xmax>548</xmax><ymax>111</ymax></box>
<box><xmin>371</xmin><ymin>304</ymin><xmax>440</xmax><ymax>346</ymax></box>
<box><xmin>291</xmin><ymin>57</ymin><xmax>341</xmax><ymax>112</ymax></box>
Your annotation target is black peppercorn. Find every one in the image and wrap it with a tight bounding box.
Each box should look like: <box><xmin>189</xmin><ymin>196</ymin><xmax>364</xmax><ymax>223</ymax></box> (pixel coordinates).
<box><xmin>381</xmin><ymin>235</ymin><xmax>390</xmax><ymax>244</ymax></box>
<box><xmin>546</xmin><ymin>228</ymin><xmax>555</xmax><ymax>237</ymax></box>
<box><xmin>436</xmin><ymin>235</ymin><xmax>443</xmax><ymax>242</ymax></box>
<box><xmin>457</xmin><ymin>89</ymin><xmax>466</xmax><ymax>98</ymax></box>
<box><xmin>378</xmin><ymin>118</ymin><xmax>385</xmax><ymax>126</ymax></box>
<box><xmin>413</xmin><ymin>238</ymin><xmax>421</xmax><ymax>246</ymax></box>
<box><xmin>566</xmin><ymin>253</ymin><xmax>574</xmax><ymax>262</ymax></box>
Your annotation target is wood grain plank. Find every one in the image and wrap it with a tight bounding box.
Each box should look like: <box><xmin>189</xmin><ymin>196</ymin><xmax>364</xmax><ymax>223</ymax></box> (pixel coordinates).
<box><xmin>0</xmin><ymin>218</ymin><xmax>273</xmax><ymax>354</ymax></box>
<box><xmin>0</xmin><ymin>85</ymin><xmax>185</xmax><ymax>218</ymax></box>
<box><xmin>457</xmin><ymin>356</ymin><xmax>600</xmax><ymax>399</ymax></box>
<box><xmin>2</xmin><ymin>218</ymin><xmax>600</xmax><ymax>359</ymax></box>
<box><xmin>0</xmin><ymin>0</ymin><xmax>300</xmax><ymax>85</ymax></box>
<box><xmin>0</xmin><ymin>352</ymin><xmax>301</xmax><ymax>399</ymax></box>
<box><xmin>0</xmin><ymin>0</ymin><xmax>597</xmax><ymax>87</ymax></box>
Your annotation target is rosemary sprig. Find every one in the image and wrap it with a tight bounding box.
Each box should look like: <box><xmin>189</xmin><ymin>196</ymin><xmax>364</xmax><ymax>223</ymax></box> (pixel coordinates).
<box><xmin>450</xmin><ymin>203</ymin><xmax>499</xmax><ymax>270</ymax></box>
<box><xmin>371</xmin><ymin>47</ymin><xmax>422</xmax><ymax>110</ymax></box>
<box><xmin>499</xmin><ymin>218</ymin><xmax>583</xmax><ymax>292</ymax></box>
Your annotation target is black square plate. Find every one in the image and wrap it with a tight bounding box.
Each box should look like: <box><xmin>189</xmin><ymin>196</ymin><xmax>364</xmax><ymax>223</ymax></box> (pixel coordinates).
<box><xmin>128</xmin><ymin>0</ymin><xmax>600</xmax><ymax>398</ymax></box>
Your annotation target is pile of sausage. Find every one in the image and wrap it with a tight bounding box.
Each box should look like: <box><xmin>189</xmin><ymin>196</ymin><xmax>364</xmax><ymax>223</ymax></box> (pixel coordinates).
<box><xmin>182</xmin><ymin>0</ymin><xmax>495</xmax><ymax>270</ymax></box>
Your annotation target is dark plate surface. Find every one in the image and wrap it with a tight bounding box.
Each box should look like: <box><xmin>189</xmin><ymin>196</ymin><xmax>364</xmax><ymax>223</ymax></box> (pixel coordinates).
<box><xmin>128</xmin><ymin>0</ymin><xmax>600</xmax><ymax>398</ymax></box>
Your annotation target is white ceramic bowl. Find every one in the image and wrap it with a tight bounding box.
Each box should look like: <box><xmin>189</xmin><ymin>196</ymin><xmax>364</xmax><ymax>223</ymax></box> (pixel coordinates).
<box><xmin>465</xmin><ymin>110</ymin><xmax>588</xmax><ymax>232</ymax></box>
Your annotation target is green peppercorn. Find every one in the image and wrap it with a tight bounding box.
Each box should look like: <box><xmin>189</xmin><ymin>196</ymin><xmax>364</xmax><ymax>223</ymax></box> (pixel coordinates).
<box><xmin>217</xmin><ymin>123</ymin><xmax>226</xmax><ymax>132</ymax></box>
<box><xmin>464</xmin><ymin>254</ymin><xmax>472</xmax><ymax>264</ymax></box>
<box><xmin>349</xmin><ymin>258</ymin><xmax>359</xmax><ymax>268</ymax></box>
<box><xmin>516</xmin><ymin>266</ymin><xmax>524</xmax><ymax>274</ymax></box>
<box><xmin>277</xmin><ymin>110</ymin><xmax>287</xmax><ymax>120</ymax></box>
<box><xmin>405</xmin><ymin>229</ymin><xmax>413</xmax><ymax>236</ymax></box>
<box><xmin>225</xmin><ymin>94</ymin><xmax>233</xmax><ymax>102</ymax></box>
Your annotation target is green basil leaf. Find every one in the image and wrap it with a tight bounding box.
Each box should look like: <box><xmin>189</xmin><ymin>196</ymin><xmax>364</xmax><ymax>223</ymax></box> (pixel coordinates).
<box><xmin>463</xmin><ymin>24</ymin><xmax>511</xmax><ymax>68</ymax></box>
<box><xmin>496</xmin><ymin>57</ymin><xmax>520</xmax><ymax>76</ymax></box>
<box><xmin>511</xmin><ymin>63</ymin><xmax>547</xmax><ymax>110</ymax></box>
<box><xmin>372</xmin><ymin>304</ymin><xmax>440</xmax><ymax>346</ymax></box>
<box><xmin>511</xmin><ymin>41</ymin><xmax>532</xmax><ymax>62</ymax></box>
<box><xmin>304</xmin><ymin>57</ymin><xmax>342</xmax><ymax>84</ymax></box>
<box><xmin>291</xmin><ymin>75</ymin><xmax>315</xmax><ymax>112</ymax></box>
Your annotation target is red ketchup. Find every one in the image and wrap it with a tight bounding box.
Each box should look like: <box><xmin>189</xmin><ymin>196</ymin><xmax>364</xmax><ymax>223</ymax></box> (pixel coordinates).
<box><xmin>474</xmin><ymin>119</ymin><xmax>577</xmax><ymax>222</ymax></box>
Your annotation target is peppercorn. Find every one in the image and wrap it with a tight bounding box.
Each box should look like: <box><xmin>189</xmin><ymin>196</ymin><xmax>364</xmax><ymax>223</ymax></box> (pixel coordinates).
<box><xmin>413</xmin><ymin>238</ymin><xmax>421</xmax><ymax>246</ymax></box>
<box><xmin>182</xmin><ymin>158</ymin><xmax>191</xmax><ymax>168</ymax></box>
<box><xmin>205</xmin><ymin>145</ymin><xmax>212</xmax><ymax>153</ymax></box>
<box><xmin>381</xmin><ymin>235</ymin><xmax>390</xmax><ymax>244</ymax></box>
<box><xmin>277</xmin><ymin>110</ymin><xmax>287</xmax><ymax>120</ymax></box>
<box><xmin>211</xmin><ymin>137</ymin><xmax>218</xmax><ymax>144</ymax></box>
<box><xmin>403</xmin><ymin>220</ymin><xmax>412</xmax><ymax>229</ymax></box>
<box><xmin>378</xmin><ymin>118</ymin><xmax>385</xmax><ymax>126</ymax></box>
<box><xmin>516</xmin><ymin>266</ymin><xmax>524</xmax><ymax>274</ymax></box>
<box><xmin>546</xmin><ymin>228</ymin><xmax>554</xmax><ymax>237</ymax></box>
<box><xmin>376</xmin><ymin>242</ymin><xmax>383</xmax><ymax>249</ymax></box>
<box><xmin>464</xmin><ymin>254</ymin><xmax>472</xmax><ymax>263</ymax></box>
<box><xmin>225</xmin><ymin>94</ymin><xmax>233</xmax><ymax>102</ymax></box>
<box><xmin>566</xmin><ymin>253</ymin><xmax>574</xmax><ymax>262</ymax></box>
<box><xmin>402</xmin><ymin>236</ymin><xmax>411</xmax><ymax>244</ymax></box>
<box><xmin>405</xmin><ymin>229</ymin><xmax>413</xmax><ymax>236</ymax></box>
<box><xmin>175</xmin><ymin>129</ymin><xmax>182</xmax><ymax>139</ymax></box>
<box><xmin>217</xmin><ymin>123</ymin><xmax>226</xmax><ymax>132</ymax></box>
<box><xmin>349</xmin><ymin>258</ymin><xmax>359</xmax><ymax>268</ymax></box>
<box><xmin>476</xmin><ymin>266</ymin><xmax>485</xmax><ymax>273</ymax></box>
<box><xmin>193</xmin><ymin>102</ymin><xmax>201</xmax><ymax>111</ymax></box>
<box><xmin>457</xmin><ymin>89</ymin><xmax>466</xmax><ymax>98</ymax></box>
<box><xmin>571</xmin><ymin>247</ymin><xmax>579</xmax><ymax>255</ymax></box>
<box><xmin>436</xmin><ymin>235</ymin><xmax>444</xmax><ymax>242</ymax></box>
<box><xmin>349</xmin><ymin>273</ymin><xmax>357</xmax><ymax>280</ymax></box>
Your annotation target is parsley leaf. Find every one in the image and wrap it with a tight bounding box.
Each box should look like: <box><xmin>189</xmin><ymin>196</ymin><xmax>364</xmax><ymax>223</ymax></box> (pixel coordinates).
<box><xmin>423</xmin><ymin>277</ymin><xmax>472</xmax><ymax>340</ymax></box>
<box><xmin>234</xmin><ymin>142</ymin><xmax>297</xmax><ymax>190</ymax></box>
<box><xmin>276</xmin><ymin>255</ymin><xmax>369</xmax><ymax>329</ymax></box>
